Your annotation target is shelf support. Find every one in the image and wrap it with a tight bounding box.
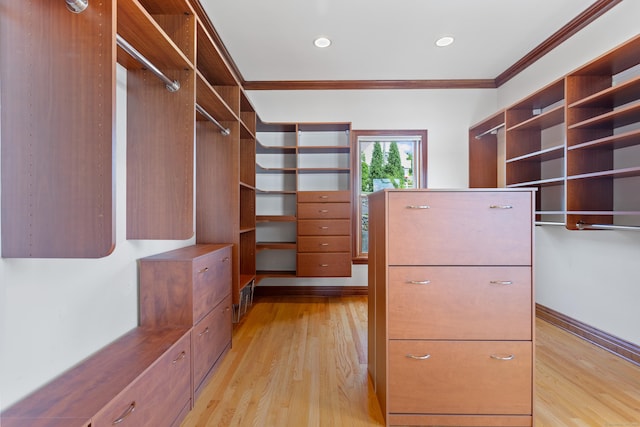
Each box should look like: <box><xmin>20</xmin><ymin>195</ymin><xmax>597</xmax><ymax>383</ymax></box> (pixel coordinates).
<box><xmin>116</xmin><ymin>34</ymin><xmax>180</xmax><ymax>92</ymax></box>
<box><xmin>196</xmin><ymin>104</ymin><xmax>231</xmax><ymax>136</ymax></box>
<box><xmin>66</xmin><ymin>0</ymin><xmax>88</xmax><ymax>13</ymax></box>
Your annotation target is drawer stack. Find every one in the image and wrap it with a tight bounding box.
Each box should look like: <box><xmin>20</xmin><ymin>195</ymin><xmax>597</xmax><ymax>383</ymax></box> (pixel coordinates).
<box><xmin>368</xmin><ymin>189</ymin><xmax>535</xmax><ymax>427</ymax></box>
<box><xmin>296</xmin><ymin>191</ymin><xmax>351</xmax><ymax>277</ymax></box>
<box><xmin>139</xmin><ymin>244</ymin><xmax>233</xmax><ymax>400</ymax></box>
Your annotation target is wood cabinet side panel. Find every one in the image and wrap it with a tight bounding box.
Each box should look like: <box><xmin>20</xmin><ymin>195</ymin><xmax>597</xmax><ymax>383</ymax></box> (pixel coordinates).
<box><xmin>1</xmin><ymin>0</ymin><xmax>115</xmax><ymax>258</ymax></box>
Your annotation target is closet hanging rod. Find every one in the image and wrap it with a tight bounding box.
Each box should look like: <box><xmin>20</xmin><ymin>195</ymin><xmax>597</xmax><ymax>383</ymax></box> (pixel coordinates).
<box><xmin>196</xmin><ymin>104</ymin><xmax>231</xmax><ymax>136</ymax></box>
<box><xmin>475</xmin><ymin>123</ymin><xmax>505</xmax><ymax>139</ymax></box>
<box><xmin>576</xmin><ymin>222</ymin><xmax>640</xmax><ymax>231</ymax></box>
<box><xmin>116</xmin><ymin>34</ymin><xmax>180</xmax><ymax>92</ymax></box>
<box><xmin>66</xmin><ymin>0</ymin><xmax>88</xmax><ymax>13</ymax></box>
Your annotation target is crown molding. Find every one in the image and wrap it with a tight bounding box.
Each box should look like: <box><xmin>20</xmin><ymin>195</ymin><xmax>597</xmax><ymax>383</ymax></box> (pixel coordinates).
<box><xmin>191</xmin><ymin>0</ymin><xmax>622</xmax><ymax>91</ymax></box>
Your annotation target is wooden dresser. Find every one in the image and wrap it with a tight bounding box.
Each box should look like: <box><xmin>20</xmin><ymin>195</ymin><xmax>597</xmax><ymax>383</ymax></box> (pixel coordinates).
<box><xmin>368</xmin><ymin>189</ymin><xmax>535</xmax><ymax>427</ymax></box>
<box><xmin>139</xmin><ymin>243</ymin><xmax>233</xmax><ymax>400</ymax></box>
<box><xmin>297</xmin><ymin>190</ymin><xmax>352</xmax><ymax>277</ymax></box>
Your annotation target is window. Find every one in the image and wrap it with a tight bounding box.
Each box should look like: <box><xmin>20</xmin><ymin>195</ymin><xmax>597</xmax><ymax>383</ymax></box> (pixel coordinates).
<box><xmin>351</xmin><ymin>130</ymin><xmax>428</xmax><ymax>261</ymax></box>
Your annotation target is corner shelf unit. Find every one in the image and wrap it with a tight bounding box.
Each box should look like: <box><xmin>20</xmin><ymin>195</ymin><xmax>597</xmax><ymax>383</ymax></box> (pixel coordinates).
<box><xmin>255</xmin><ymin>120</ymin><xmax>353</xmax><ymax>281</ymax></box>
<box><xmin>565</xmin><ymin>34</ymin><xmax>640</xmax><ymax>230</ymax></box>
<box><xmin>470</xmin><ymin>34</ymin><xmax>640</xmax><ymax>231</ymax></box>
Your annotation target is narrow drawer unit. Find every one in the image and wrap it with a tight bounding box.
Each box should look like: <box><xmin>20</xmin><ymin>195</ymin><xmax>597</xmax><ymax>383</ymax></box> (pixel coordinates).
<box><xmin>297</xmin><ymin>252</ymin><xmax>352</xmax><ymax>276</ymax></box>
<box><xmin>387</xmin><ymin>191</ymin><xmax>532</xmax><ymax>266</ymax></box>
<box><xmin>297</xmin><ymin>236</ymin><xmax>351</xmax><ymax>253</ymax></box>
<box><xmin>297</xmin><ymin>219</ymin><xmax>351</xmax><ymax>236</ymax></box>
<box><xmin>388</xmin><ymin>340</ymin><xmax>532</xmax><ymax>415</ymax></box>
<box><xmin>297</xmin><ymin>190</ymin><xmax>350</xmax><ymax>203</ymax></box>
<box><xmin>192</xmin><ymin>294</ymin><xmax>233</xmax><ymax>398</ymax></box>
<box><xmin>139</xmin><ymin>244</ymin><xmax>232</xmax><ymax>327</ymax></box>
<box><xmin>388</xmin><ymin>266</ymin><xmax>532</xmax><ymax>340</ymax></box>
<box><xmin>91</xmin><ymin>332</ymin><xmax>191</xmax><ymax>427</ymax></box>
<box><xmin>297</xmin><ymin>202</ymin><xmax>350</xmax><ymax>219</ymax></box>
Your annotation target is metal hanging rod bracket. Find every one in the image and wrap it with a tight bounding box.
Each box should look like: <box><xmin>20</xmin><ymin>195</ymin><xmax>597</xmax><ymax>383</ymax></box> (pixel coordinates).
<box><xmin>475</xmin><ymin>123</ymin><xmax>505</xmax><ymax>140</ymax></box>
<box><xmin>66</xmin><ymin>0</ymin><xmax>88</xmax><ymax>13</ymax></box>
<box><xmin>116</xmin><ymin>34</ymin><xmax>180</xmax><ymax>92</ymax></box>
<box><xmin>576</xmin><ymin>222</ymin><xmax>640</xmax><ymax>231</ymax></box>
<box><xmin>196</xmin><ymin>104</ymin><xmax>231</xmax><ymax>136</ymax></box>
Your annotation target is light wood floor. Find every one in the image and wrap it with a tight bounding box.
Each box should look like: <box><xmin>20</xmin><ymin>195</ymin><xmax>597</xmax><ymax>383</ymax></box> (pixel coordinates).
<box><xmin>181</xmin><ymin>296</ymin><xmax>640</xmax><ymax>427</ymax></box>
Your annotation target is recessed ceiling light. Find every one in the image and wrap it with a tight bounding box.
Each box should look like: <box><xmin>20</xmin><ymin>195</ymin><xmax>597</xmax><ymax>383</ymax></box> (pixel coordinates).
<box><xmin>314</xmin><ymin>37</ymin><xmax>331</xmax><ymax>48</ymax></box>
<box><xmin>435</xmin><ymin>36</ymin><xmax>454</xmax><ymax>47</ymax></box>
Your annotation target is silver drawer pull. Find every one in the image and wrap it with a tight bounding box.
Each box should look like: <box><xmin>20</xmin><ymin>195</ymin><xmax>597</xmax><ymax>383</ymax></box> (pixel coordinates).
<box><xmin>490</xmin><ymin>354</ymin><xmax>515</xmax><ymax>361</ymax></box>
<box><xmin>319</xmin><ymin>209</ymin><xmax>329</xmax><ymax>213</ymax></box>
<box><xmin>407</xmin><ymin>280</ymin><xmax>431</xmax><ymax>285</ymax></box>
<box><xmin>112</xmin><ymin>401</ymin><xmax>136</xmax><ymax>424</ymax></box>
<box><xmin>224</xmin><ymin>306</ymin><xmax>231</xmax><ymax>313</ymax></box>
<box><xmin>406</xmin><ymin>205</ymin><xmax>430</xmax><ymax>209</ymax></box>
<box><xmin>198</xmin><ymin>327</ymin><xmax>210</xmax><ymax>337</ymax></box>
<box><xmin>320</xmin><ymin>243</ymin><xmax>329</xmax><ymax>246</ymax></box>
<box><xmin>320</xmin><ymin>226</ymin><xmax>329</xmax><ymax>229</ymax></box>
<box><xmin>198</xmin><ymin>267</ymin><xmax>209</xmax><ymax>273</ymax></box>
<box><xmin>320</xmin><ymin>264</ymin><xmax>329</xmax><ymax>267</ymax></box>
<box><xmin>406</xmin><ymin>354</ymin><xmax>431</xmax><ymax>360</ymax></box>
<box><xmin>319</xmin><ymin>195</ymin><xmax>329</xmax><ymax>199</ymax></box>
<box><xmin>489</xmin><ymin>205</ymin><xmax>513</xmax><ymax>209</ymax></box>
<box><xmin>490</xmin><ymin>280</ymin><xmax>513</xmax><ymax>285</ymax></box>
<box><xmin>172</xmin><ymin>351</ymin><xmax>187</xmax><ymax>364</ymax></box>
<box><xmin>221</xmin><ymin>256</ymin><xmax>229</xmax><ymax>262</ymax></box>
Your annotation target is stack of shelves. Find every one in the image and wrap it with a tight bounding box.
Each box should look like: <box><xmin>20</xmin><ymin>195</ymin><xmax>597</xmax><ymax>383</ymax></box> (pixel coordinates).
<box><xmin>255</xmin><ymin>121</ymin><xmax>352</xmax><ymax>281</ymax></box>
<box><xmin>193</xmin><ymin>15</ymin><xmax>256</xmax><ymax>315</ymax></box>
<box><xmin>505</xmin><ymin>78</ymin><xmax>566</xmax><ymax>226</ymax></box>
<box><xmin>565</xmin><ymin>34</ymin><xmax>640</xmax><ymax>230</ymax></box>
<box><xmin>470</xmin><ymin>34</ymin><xmax>640</xmax><ymax>232</ymax></box>
<box><xmin>256</xmin><ymin>122</ymin><xmax>298</xmax><ymax>279</ymax></box>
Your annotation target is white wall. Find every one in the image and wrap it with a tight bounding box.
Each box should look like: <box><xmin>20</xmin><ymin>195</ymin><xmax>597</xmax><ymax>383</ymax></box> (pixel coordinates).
<box><xmin>0</xmin><ymin>65</ymin><xmax>196</xmax><ymax>409</ymax></box>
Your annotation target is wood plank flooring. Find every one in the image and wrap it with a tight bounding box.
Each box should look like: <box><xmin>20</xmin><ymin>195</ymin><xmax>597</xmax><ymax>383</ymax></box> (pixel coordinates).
<box><xmin>181</xmin><ymin>296</ymin><xmax>640</xmax><ymax>427</ymax></box>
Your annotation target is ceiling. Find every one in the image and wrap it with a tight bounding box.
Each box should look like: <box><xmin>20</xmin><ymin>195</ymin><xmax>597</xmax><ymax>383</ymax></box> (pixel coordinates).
<box><xmin>198</xmin><ymin>0</ymin><xmax>621</xmax><ymax>88</ymax></box>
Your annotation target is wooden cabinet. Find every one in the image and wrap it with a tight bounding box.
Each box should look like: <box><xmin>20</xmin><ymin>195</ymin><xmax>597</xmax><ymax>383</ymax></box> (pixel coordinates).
<box><xmin>139</xmin><ymin>244</ymin><xmax>233</xmax><ymax>399</ymax></box>
<box><xmin>255</xmin><ymin>121</ymin><xmax>353</xmax><ymax>281</ymax></box>
<box><xmin>297</xmin><ymin>191</ymin><xmax>352</xmax><ymax>277</ymax></box>
<box><xmin>470</xmin><ymin>34</ymin><xmax>640</xmax><ymax>232</ymax></box>
<box><xmin>368</xmin><ymin>189</ymin><xmax>535</xmax><ymax>427</ymax></box>
<box><xmin>1</xmin><ymin>328</ymin><xmax>191</xmax><ymax>427</ymax></box>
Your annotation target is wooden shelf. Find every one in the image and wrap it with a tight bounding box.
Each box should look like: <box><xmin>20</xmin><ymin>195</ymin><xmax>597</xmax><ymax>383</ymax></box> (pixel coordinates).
<box><xmin>507</xmin><ymin>177</ymin><xmax>565</xmax><ymax>187</ymax></box>
<box><xmin>256</xmin><ymin>164</ymin><xmax>297</xmax><ymax>173</ymax></box>
<box><xmin>256</xmin><ymin>215</ymin><xmax>297</xmax><ymax>222</ymax></box>
<box><xmin>506</xmin><ymin>145</ymin><xmax>565</xmax><ymax>163</ymax></box>
<box><xmin>568</xmin><ymin>128</ymin><xmax>640</xmax><ymax>151</ymax></box>
<box><xmin>507</xmin><ymin>104</ymin><xmax>564</xmax><ymax>132</ymax></box>
<box><xmin>568</xmin><ymin>102</ymin><xmax>640</xmax><ymax>130</ymax></box>
<box><xmin>568</xmin><ymin>75</ymin><xmax>640</xmax><ymax>109</ymax></box>
<box><xmin>257</xmin><ymin>242</ymin><xmax>297</xmax><ymax>250</ymax></box>
<box><xmin>567</xmin><ymin>166</ymin><xmax>640</xmax><ymax>180</ymax></box>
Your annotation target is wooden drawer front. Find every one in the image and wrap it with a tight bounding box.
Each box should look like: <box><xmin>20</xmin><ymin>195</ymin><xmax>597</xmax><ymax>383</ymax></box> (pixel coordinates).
<box><xmin>297</xmin><ymin>236</ymin><xmax>351</xmax><ymax>253</ymax></box>
<box><xmin>388</xmin><ymin>340</ymin><xmax>532</xmax><ymax>415</ymax></box>
<box><xmin>298</xmin><ymin>219</ymin><xmax>351</xmax><ymax>236</ymax></box>
<box><xmin>388</xmin><ymin>266</ymin><xmax>532</xmax><ymax>340</ymax></box>
<box><xmin>297</xmin><ymin>202</ymin><xmax>350</xmax><ymax>219</ymax></box>
<box><xmin>387</xmin><ymin>191</ymin><xmax>532</xmax><ymax>266</ymax></box>
<box><xmin>297</xmin><ymin>253</ymin><xmax>351</xmax><ymax>276</ymax></box>
<box><xmin>92</xmin><ymin>332</ymin><xmax>191</xmax><ymax>427</ymax></box>
<box><xmin>192</xmin><ymin>246</ymin><xmax>232</xmax><ymax>323</ymax></box>
<box><xmin>297</xmin><ymin>190</ymin><xmax>350</xmax><ymax>203</ymax></box>
<box><xmin>192</xmin><ymin>294</ymin><xmax>233</xmax><ymax>391</ymax></box>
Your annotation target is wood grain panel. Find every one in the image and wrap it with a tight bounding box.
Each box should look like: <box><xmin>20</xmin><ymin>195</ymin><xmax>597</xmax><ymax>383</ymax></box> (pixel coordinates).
<box><xmin>388</xmin><ymin>340</ymin><xmax>532</xmax><ymax>415</ymax></box>
<box><xmin>297</xmin><ymin>236</ymin><xmax>351</xmax><ymax>253</ymax></box>
<box><xmin>297</xmin><ymin>202</ymin><xmax>351</xmax><ymax>219</ymax></box>
<box><xmin>387</xmin><ymin>191</ymin><xmax>533</xmax><ymax>266</ymax></box>
<box><xmin>297</xmin><ymin>219</ymin><xmax>351</xmax><ymax>236</ymax></box>
<box><xmin>0</xmin><ymin>0</ymin><xmax>115</xmax><ymax>258</ymax></box>
<box><xmin>388</xmin><ymin>266</ymin><xmax>532</xmax><ymax>340</ymax></box>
